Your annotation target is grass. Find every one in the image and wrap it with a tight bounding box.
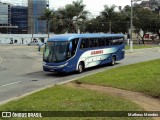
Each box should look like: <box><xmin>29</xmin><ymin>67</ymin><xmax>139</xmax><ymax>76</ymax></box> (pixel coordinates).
<box><xmin>125</xmin><ymin>44</ymin><xmax>160</xmax><ymax>50</ymax></box>
<box><xmin>78</xmin><ymin>59</ymin><xmax>160</xmax><ymax>98</ymax></box>
<box><xmin>0</xmin><ymin>85</ymin><xmax>150</xmax><ymax>120</ymax></box>
<box><xmin>1</xmin><ymin>57</ymin><xmax>159</xmax><ymax>120</ymax></box>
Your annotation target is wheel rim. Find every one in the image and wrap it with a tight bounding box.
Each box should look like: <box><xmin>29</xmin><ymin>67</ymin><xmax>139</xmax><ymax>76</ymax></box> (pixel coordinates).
<box><xmin>79</xmin><ymin>64</ymin><xmax>83</xmax><ymax>72</ymax></box>
<box><xmin>112</xmin><ymin>57</ymin><xmax>115</xmax><ymax>65</ymax></box>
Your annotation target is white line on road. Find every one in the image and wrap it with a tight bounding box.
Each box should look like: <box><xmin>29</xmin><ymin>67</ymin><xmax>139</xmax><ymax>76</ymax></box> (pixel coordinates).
<box><xmin>0</xmin><ymin>81</ymin><xmax>21</xmax><ymax>87</ymax></box>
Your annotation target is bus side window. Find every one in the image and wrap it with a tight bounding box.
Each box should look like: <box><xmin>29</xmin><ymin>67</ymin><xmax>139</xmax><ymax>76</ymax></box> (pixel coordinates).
<box><xmin>85</xmin><ymin>38</ymin><xmax>90</xmax><ymax>48</ymax></box>
<box><xmin>112</xmin><ymin>37</ymin><xmax>119</xmax><ymax>45</ymax></box>
<box><xmin>80</xmin><ymin>39</ymin><xmax>88</xmax><ymax>49</ymax></box>
<box><xmin>72</xmin><ymin>38</ymin><xmax>79</xmax><ymax>51</ymax></box>
<box><xmin>106</xmin><ymin>38</ymin><xmax>109</xmax><ymax>46</ymax></box>
<box><xmin>93</xmin><ymin>38</ymin><xmax>98</xmax><ymax>47</ymax></box>
<box><xmin>96</xmin><ymin>38</ymin><xmax>99</xmax><ymax>47</ymax></box>
<box><xmin>98</xmin><ymin>38</ymin><xmax>102</xmax><ymax>46</ymax></box>
<box><xmin>80</xmin><ymin>39</ymin><xmax>84</xmax><ymax>49</ymax></box>
<box><xmin>89</xmin><ymin>39</ymin><xmax>94</xmax><ymax>47</ymax></box>
<box><xmin>71</xmin><ymin>38</ymin><xmax>79</xmax><ymax>56</ymax></box>
<box><xmin>102</xmin><ymin>38</ymin><xmax>106</xmax><ymax>46</ymax></box>
<box><xmin>108</xmin><ymin>37</ymin><xmax>113</xmax><ymax>45</ymax></box>
<box><xmin>119</xmin><ymin>37</ymin><xmax>124</xmax><ymax>44</ymax></box>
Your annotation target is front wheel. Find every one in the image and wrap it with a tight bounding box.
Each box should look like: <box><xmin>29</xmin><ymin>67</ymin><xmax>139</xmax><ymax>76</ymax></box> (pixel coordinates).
<box><xmin>77</xmin><ymin>62</ymin><xmax>84</xmax><ymax>73</ymax></box>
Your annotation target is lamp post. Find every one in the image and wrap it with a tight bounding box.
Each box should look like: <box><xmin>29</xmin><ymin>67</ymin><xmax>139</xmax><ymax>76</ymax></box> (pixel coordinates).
<box><xmin>31</xmin><ymin>18</ymin><xmax>34</xmax><ymax>42</ymax></box>
<box><xmin>130</xmin><ymin>0</ymin><xmax>142</xmax><ymax>53</ymax></box>
<box><xmin>109</xmin><ymin>20</ymin><xmax>111</xmax><ymax>33</ymax></box>
<box><xmin>130</xmin><ymin>0</ymin><xmax>133</xmax><ymax>53</ymax></box>
<box><xmin>47</xmin><ymin>19</ymin><xmax>49</xmax><ymax>39</ymax></box>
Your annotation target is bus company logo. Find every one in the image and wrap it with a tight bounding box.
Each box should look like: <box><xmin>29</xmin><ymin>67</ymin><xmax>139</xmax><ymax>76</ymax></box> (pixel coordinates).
<box><xmin>91</xmin><ymin>50</ymin><xmax>103</xmax><ymax>55</ymax></box>
<box><xmin>2</xmin><ymin>112</ymin><xmax>11</xmax><ymax>118</ymax></box>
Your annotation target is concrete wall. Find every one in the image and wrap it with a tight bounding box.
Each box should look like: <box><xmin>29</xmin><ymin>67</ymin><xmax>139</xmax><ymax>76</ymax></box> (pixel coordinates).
<box><xmin>0</xmin><ymin>34</ymin><xmax>54</xmax><ymax>44</ymax></box>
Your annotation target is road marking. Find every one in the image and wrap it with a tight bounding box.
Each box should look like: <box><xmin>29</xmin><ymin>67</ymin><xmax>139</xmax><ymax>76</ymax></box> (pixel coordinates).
<box><xmin>0</xmin><ymin>81</ymin><xmax>21</xmax><ymax>87</ymax></box>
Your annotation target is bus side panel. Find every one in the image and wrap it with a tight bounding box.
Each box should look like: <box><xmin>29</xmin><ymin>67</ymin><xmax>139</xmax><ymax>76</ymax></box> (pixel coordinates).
<box><xmin>114</xmin><ymin>44</ymin><xmax>125</xmax><ymax>61</ymax></box>
<box><xmin>65</xmin><ymin>57</ymin><xmax>80</xmax><ymax>72</ymax></box>
<box><xmin>76</xmin><ymin>47</ymin><xmax>119</xmax><ymax>70</ymax></box>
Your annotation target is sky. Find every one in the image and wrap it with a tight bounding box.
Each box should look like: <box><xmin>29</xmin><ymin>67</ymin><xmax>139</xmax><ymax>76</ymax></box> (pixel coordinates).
<box><xmin>1</xmin><ymin>0</ymin><xmax>135</xmax><ymax>16</ymax></box>
<box><xmin>49</xmin><ymin>0</ymin><xmax>131</xmax><ymax>16</ymax></box>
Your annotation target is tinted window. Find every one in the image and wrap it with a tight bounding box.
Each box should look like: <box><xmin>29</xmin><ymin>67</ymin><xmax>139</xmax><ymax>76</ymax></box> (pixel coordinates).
<box><xmin>112</xmin><ymin>38</ymin><xmax>119</xmax><ymax>45</ymax></box>
<box><xmin>80</xmin><ymin>38</ymin><xmax>89</xmax><ymax>49</ymax></box>
<box><xmin>98</xmin><ymin>38</ymin><xmax>105</xmax><ymax>46</ymax></box>
<box><xmin>80</xmin><ymin>36</ymin><xmax>124</xmax><ymax>49</ymax></box>
<box><xmin>119</xmin><ymin>37</ymin><xmax>124</xmax><ymax>44</ymax></box>
<box><xmin>72</xmin><ymin>38</ymin><xmax>79</xmax><ymax>52</ymax></box>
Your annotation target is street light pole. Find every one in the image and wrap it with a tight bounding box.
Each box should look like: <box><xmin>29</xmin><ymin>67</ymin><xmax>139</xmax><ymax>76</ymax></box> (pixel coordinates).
<box><xmin>130</xmin><ymin>0</ymin><xmax>133</xmax><ymax>53</ymax></box>
<box><xmin>130</xmin><ymin>0</ymin><xmax>142</xmax><ymax>52</ymax></box>
<box><xmin>31</xmin><ymin>18</ymin><xmax>34</xmax><ymax>42</ymax></box>
<box><xmin>47</xmin><ymin>20</ymin><xmax>49</xmax><ymax>39</ymax></box>
<box><xmin>109</xmin><ymin>20</ymin><xmax>111</xmax><ymax>33</ymax></box>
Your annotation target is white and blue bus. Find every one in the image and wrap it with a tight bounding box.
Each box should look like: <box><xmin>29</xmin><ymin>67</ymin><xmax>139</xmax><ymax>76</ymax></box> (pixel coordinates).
<box><xmin>42</xmin><ymin>34</ymin><xmax>125</xmax><ymax>73</ymax></box>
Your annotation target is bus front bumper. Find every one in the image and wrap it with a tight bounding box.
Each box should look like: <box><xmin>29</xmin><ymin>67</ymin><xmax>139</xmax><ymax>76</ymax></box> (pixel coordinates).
<box><xmin>43</xmin><ymin>62</ymin><xmax>68</xmax><ymax>72</ymax></box>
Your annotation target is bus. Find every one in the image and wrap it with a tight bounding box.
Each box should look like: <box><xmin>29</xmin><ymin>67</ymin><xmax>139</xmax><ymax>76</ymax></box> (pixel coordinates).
<box><xmin>42</xmin><ymin>33</ymin><xmax>125</xmax><ymax>73</ymax></box>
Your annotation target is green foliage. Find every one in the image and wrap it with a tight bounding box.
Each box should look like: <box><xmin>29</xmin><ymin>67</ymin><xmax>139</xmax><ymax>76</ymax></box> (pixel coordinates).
<box><xmin>39</xmin><ymin>9</ymin><xmax>53</xmax><ymax>21</ymax></box>
<box><xmin>50</xmin><ymin>0</ymin><xmax>89</xmax><ymax>33</ymax></box>
<box><xmin>101</xmin><ymin>5</ymin><xmax>117</xmax><ymax>20</ymax></box>
<box><xmin>0</xmin><ymin>85</ymin><xmax>142</xmax><ymax>111</ymax></box>
<box><xmin>40</xmin><ymin>2</ymin><xmax>160</xmax><ymax>35</ymax></box>
<box><xmin>0</xmin><ymin>85</ymin><xmax>150</xmax><ymax>120</ymax></box>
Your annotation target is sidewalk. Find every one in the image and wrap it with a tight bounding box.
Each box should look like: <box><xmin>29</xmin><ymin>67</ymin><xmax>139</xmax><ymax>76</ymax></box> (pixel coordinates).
<box><xmin>125</xmin><ymin>46</ymin><xmax>160</xmax><ymax>54</ymax></box>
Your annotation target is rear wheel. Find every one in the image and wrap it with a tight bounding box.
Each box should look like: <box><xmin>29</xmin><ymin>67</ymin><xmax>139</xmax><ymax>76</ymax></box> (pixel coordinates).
<box><xmin>77</xmin><ymin>62</ymin><xmax>84</xmax><ymax>73</ymax></box>
<box><xmin>111</xmin><ymin>56</ymin><xmax>116</xmax><ymax>66</ymax></box>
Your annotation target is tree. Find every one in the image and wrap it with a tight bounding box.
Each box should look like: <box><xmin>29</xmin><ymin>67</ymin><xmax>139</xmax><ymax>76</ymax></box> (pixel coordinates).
<box><xmin>51</xmin><ymin>0</ymin><xmax>89</xmax><ymax>33</ymax></box>
<box><xmin>39</xmin><ymin>9</ymin><xmax>53</xmax><ymax>38</ymax></box>
<box><xmin>111</xmin><ymin>12</ymin><xmax>129</xmax><ymax>33</ymax></box>
<box><xmin>85</xmin><ymin>18</ymin><xmax>101</xmax><ymax>33</ymax></box>
<box><xmin>134</xmin><ymin>7</ymin><xmax>159</xmax><ymax>44</ymax></box>
<box><xmin>101</xmin><ymin>5</ymin><xmax>117</xmax><ymax>33</ymax></box>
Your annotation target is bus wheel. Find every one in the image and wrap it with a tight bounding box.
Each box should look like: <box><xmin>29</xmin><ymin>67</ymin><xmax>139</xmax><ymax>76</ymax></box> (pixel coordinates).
<box><xmin>111</xmin><ymin>56</ymin><xmax>116</xmax><ymax>66</ymax></box>
<box><xmin>78</xmin><ymin>62</ymin><xmax>84</xmax><ymax>73</ymax></box>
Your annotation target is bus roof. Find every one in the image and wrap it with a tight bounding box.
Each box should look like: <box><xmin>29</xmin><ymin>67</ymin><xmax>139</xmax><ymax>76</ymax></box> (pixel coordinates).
<box><xmin>48</xmin><ymin>33</ymin><xmax>124</xmax><ymax>42</ymax></box>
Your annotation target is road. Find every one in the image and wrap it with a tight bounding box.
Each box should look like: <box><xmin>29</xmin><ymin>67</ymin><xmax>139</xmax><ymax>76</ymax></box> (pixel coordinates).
<box><xmin>0</xmin><ymin>45</ymin><xmax>160</xmax><ymax>104</ymax></box>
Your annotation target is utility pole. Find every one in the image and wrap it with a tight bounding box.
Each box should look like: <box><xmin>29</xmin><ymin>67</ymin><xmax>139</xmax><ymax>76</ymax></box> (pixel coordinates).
<box><xmin>109</xmin><ymin>20</ymin><xmax>112</xmax><ymax>33</ymax></box>
<box><xmin>130</xmin><ymin>0</ymin><xmax>142</xmax><ymax>53</ymax></box>
<box><xmin>130</xmin><ymin>0</ymin><xmax>133</xmax><ymax>53</ymax></box>
<box><xmin>31</xmin><ymin>18</ymin><xmax>34</xmax><ymax>42</ymax></box>
<box><xmin>47</xmin><ymin>0</ymin><xmax>49</xmax><ymax>39</ymax></box>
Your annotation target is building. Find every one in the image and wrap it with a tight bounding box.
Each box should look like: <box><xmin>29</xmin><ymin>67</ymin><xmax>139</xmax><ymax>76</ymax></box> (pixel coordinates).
<box><xmin>11</xmin><ymin>6</ymin><xmax>28</xmax><ymax>34</ymax></box>
<box><xmin>28</xmin><ymin>0</ymin><xmax>48</xmax><ymax>34</ymax></box>
<box><xmin>0</xmin><ymin>2</ymin><xmax>11</xmax><ymax>33</ymax></box>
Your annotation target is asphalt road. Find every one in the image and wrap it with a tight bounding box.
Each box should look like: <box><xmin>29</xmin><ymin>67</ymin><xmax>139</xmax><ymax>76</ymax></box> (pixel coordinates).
<box><xmin>0</xmin><ymin>45</ymin><xmax>160</xmax><ymax>104</ymax></box>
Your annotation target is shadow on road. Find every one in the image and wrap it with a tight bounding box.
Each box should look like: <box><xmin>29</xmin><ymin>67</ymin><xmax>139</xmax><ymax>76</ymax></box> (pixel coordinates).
<box><xmin>24</xmin><ymin>63</ymin><xmax>120</xmax><ymax>79</ymax></box>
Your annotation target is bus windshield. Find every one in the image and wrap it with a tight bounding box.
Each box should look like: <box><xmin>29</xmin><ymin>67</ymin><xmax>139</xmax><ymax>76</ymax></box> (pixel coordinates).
<box><xmin>43</xmin><ymin>41</ymin><xmax>69</xmax><ymax>63</ymax></box>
